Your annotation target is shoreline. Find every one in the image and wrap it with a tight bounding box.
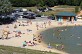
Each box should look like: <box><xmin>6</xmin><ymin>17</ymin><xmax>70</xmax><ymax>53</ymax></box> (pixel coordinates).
<box><xmin>36</xmin><ymin>21</ymin><xmax>82</xmax><ymax>54</ymax></box>
<box><xmin>0</xmin><ymin>19</ymin><xmax>82</xmax><ymax>54</ymax></box>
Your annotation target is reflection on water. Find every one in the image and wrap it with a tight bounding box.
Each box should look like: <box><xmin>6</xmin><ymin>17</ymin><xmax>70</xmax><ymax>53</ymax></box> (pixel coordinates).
<box><xmin>41</xmin><ymin>26</ymin><xmax>82</xmax><ymax>54</ymax></box>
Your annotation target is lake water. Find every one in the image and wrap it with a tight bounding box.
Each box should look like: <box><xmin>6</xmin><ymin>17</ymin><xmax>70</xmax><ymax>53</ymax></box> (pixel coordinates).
<box><xmin>41</xmin><ymin>26</ymin><xmax>82</xmax><ymax>54</ymax></box>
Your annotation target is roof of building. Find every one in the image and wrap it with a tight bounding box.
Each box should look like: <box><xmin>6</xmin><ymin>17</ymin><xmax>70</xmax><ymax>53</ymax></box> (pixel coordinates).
<box><xmin>55</xmin><ymin>12</ymin><xmax>76</xmax><ymax>16</ymax></box>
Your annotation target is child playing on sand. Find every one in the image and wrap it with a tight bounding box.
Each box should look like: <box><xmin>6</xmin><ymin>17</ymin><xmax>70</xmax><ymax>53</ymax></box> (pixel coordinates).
<box><xmin>27</xmin><ymin>21</ymin><xmax>29</xmax><ymax>26</ymax></box>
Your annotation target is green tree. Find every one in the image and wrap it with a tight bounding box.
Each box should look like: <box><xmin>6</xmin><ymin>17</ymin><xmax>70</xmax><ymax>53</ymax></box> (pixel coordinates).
<box><xmin>80</xmin><ymin>2</ymin><xmax>82</xmax><ymax>10</ymax></box>
<box><xmin>0</xmin><ymin>0</ymin><xmax>12</xmax><ymax>15</ymax></box>
<box><xmin>44</xmin><ymin>0</ymin><xmax>55</xmax><ymax>7</ymax></box>
<box><xmin>37</xmin><ymin>0</ymin><xmax>45</xmax><ymax>7</ymax></box>
<box><xmin>28</xmin><ymin>0</ymin><xmax>36</xmax><ymax>6</ymax></box>
<box><xmin>10</xmin><ymin>0</ymin><xmax>36</xmax><ymax>7</ymax></box>
<box><xmin>9</xmin><ymin>0</ymin><xmax>82</xmax><ymax>7</ymax></box>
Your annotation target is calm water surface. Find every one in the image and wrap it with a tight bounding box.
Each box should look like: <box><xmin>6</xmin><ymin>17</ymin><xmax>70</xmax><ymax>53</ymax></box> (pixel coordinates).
<box><xmin>41</xmin><ymin>26</ymin><xmax>82</xmax><ymax>54</ymax></box>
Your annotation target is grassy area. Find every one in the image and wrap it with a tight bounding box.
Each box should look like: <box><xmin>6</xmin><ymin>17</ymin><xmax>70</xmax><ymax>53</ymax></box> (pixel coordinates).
<box><xmin>54</xmin><ymin>5</ymin><xmax>75</xmax><ymax>8</ymax></box>
<box><xmin>0</xmin><ymin>45</ymin><xmax>58</xmax><ymax>54</ymax></box>
<box><xmin>42</xmin><ymin>5</ymin><xmax>75</xmax><ymax>16</ymax></box>
<box><xmin>41</xmin><ymin>9</ymin><xmax>75</xmax><ymax>16</ymax></box>
<box><xmin>13</xmin><ymin>5</ymin><xmax>76</xmax><ymax>16</ymax></box>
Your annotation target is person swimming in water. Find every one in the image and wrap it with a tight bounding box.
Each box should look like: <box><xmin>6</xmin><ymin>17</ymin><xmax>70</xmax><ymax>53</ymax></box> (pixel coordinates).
<box><xmin>61</xmin><ymin>44</ymin><xmax>64</xmax><ymax>50</ymax></box>
<box><xmin>47</xmin><ymin>43</ymin><xmax>52</xmax><ymax>49</ymax></box>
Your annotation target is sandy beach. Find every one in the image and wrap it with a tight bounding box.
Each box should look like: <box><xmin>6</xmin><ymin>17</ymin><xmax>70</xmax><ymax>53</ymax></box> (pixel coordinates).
<box><xmin>0</xmin><ymin>18</ymin><xmax>82</xmax><ymax>54</ymax></box>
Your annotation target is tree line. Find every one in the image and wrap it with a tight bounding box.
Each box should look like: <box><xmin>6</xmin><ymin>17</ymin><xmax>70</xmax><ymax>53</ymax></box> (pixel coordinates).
<box><xmin>9</xmin><ymin>0</ymin><xmax>82</xmax><ymax>7</ymax></box>
<box><xmin>0</xmin><ymin>0</ymin><xmax>82</xmax><ymax>14</ymax></box>
<box><xmin>0</xmin><ymin>0</ymin><xmax>82</xmax><ymax>25</ymax></box>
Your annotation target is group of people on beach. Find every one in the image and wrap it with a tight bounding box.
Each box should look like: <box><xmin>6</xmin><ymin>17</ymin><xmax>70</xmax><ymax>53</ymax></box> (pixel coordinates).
<box><xmin>22</xmin><ymin>34</ymin><xmax>43</xmax><ymax>47</ymax></box>
<box><xmin>1</xmin><ymin>19</ymin><xmax>80</xmax><ymax>50</ymax></box>
<box><xmin>36</xmin><ymin>20</ymin><xmax>51</xmax><ymax>30</ymax></box>
<box><xmin>0</xmin><ymin>20</ymin><xmax>32</xmax><ymax>39</ymax></box>
<box><xmin>33</xmin><ymin>34</ymin><xmax>43</xmax><ymax>43</ymax></box>
<box><xmin>22</xmin><ymin>40</ymin><xmax>36</xmax><ymax>47</ymax></box>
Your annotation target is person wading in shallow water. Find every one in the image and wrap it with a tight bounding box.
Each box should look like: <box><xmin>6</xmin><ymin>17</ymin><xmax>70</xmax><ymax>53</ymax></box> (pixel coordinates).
<box><xmin>44</xmin><ymin>22</ymin><xmax>47</xmax><ymax>28</ymax></box>
<box><xmin>47</xmin><ymin>43</ymin><xmax>52</xmax><ymax>49</ymax></box>
<box><xmin>36</xmin><ymin>22</ymin><xmax>39</xmax><ymax>30</ymax></box>
<box><xmin>61</xmin><ymin>44</ymin><xmax>64</xmax><ymax>50</ymax></box>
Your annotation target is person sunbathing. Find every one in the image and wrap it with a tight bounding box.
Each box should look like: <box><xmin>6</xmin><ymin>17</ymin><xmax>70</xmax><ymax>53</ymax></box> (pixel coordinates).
<box><xmin>27</xmin><ymin>41</ymin><xmax>35</xmax><ymax>46</ymax></box>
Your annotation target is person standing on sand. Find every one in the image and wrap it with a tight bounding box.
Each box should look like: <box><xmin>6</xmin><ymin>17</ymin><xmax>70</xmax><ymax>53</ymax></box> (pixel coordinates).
<box><xmin>30</xmin><ymin>20</ymin><xmax>32</xmax><ymax>25</ymax></box>
<box><xmin>48</xmin><ymin>20</ymin><xmax>51</xmax><ymax>26</ymax></box>
<box><xmin>47</xmin><ymin>43</ymin><xmax>52</xmax><ymax>49</ymax></box>
<box><xmin>14</xmin><ymin>24</ymin><xmax>17</xmax><ymax>28</ymax></box>
<box><xmin>27</xmin><ymin>21</ymin><xmax>29</xmax><ymax>26</ymax></box>
<box><xmin>33</xmin><ymin>34</ymin><xmax>37</xmax><ymax>41</ymax></box>
<box><xmin>36</xmin><ymin>22</ymin><xmax>39</xmax><ymax>30</ymax></box>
